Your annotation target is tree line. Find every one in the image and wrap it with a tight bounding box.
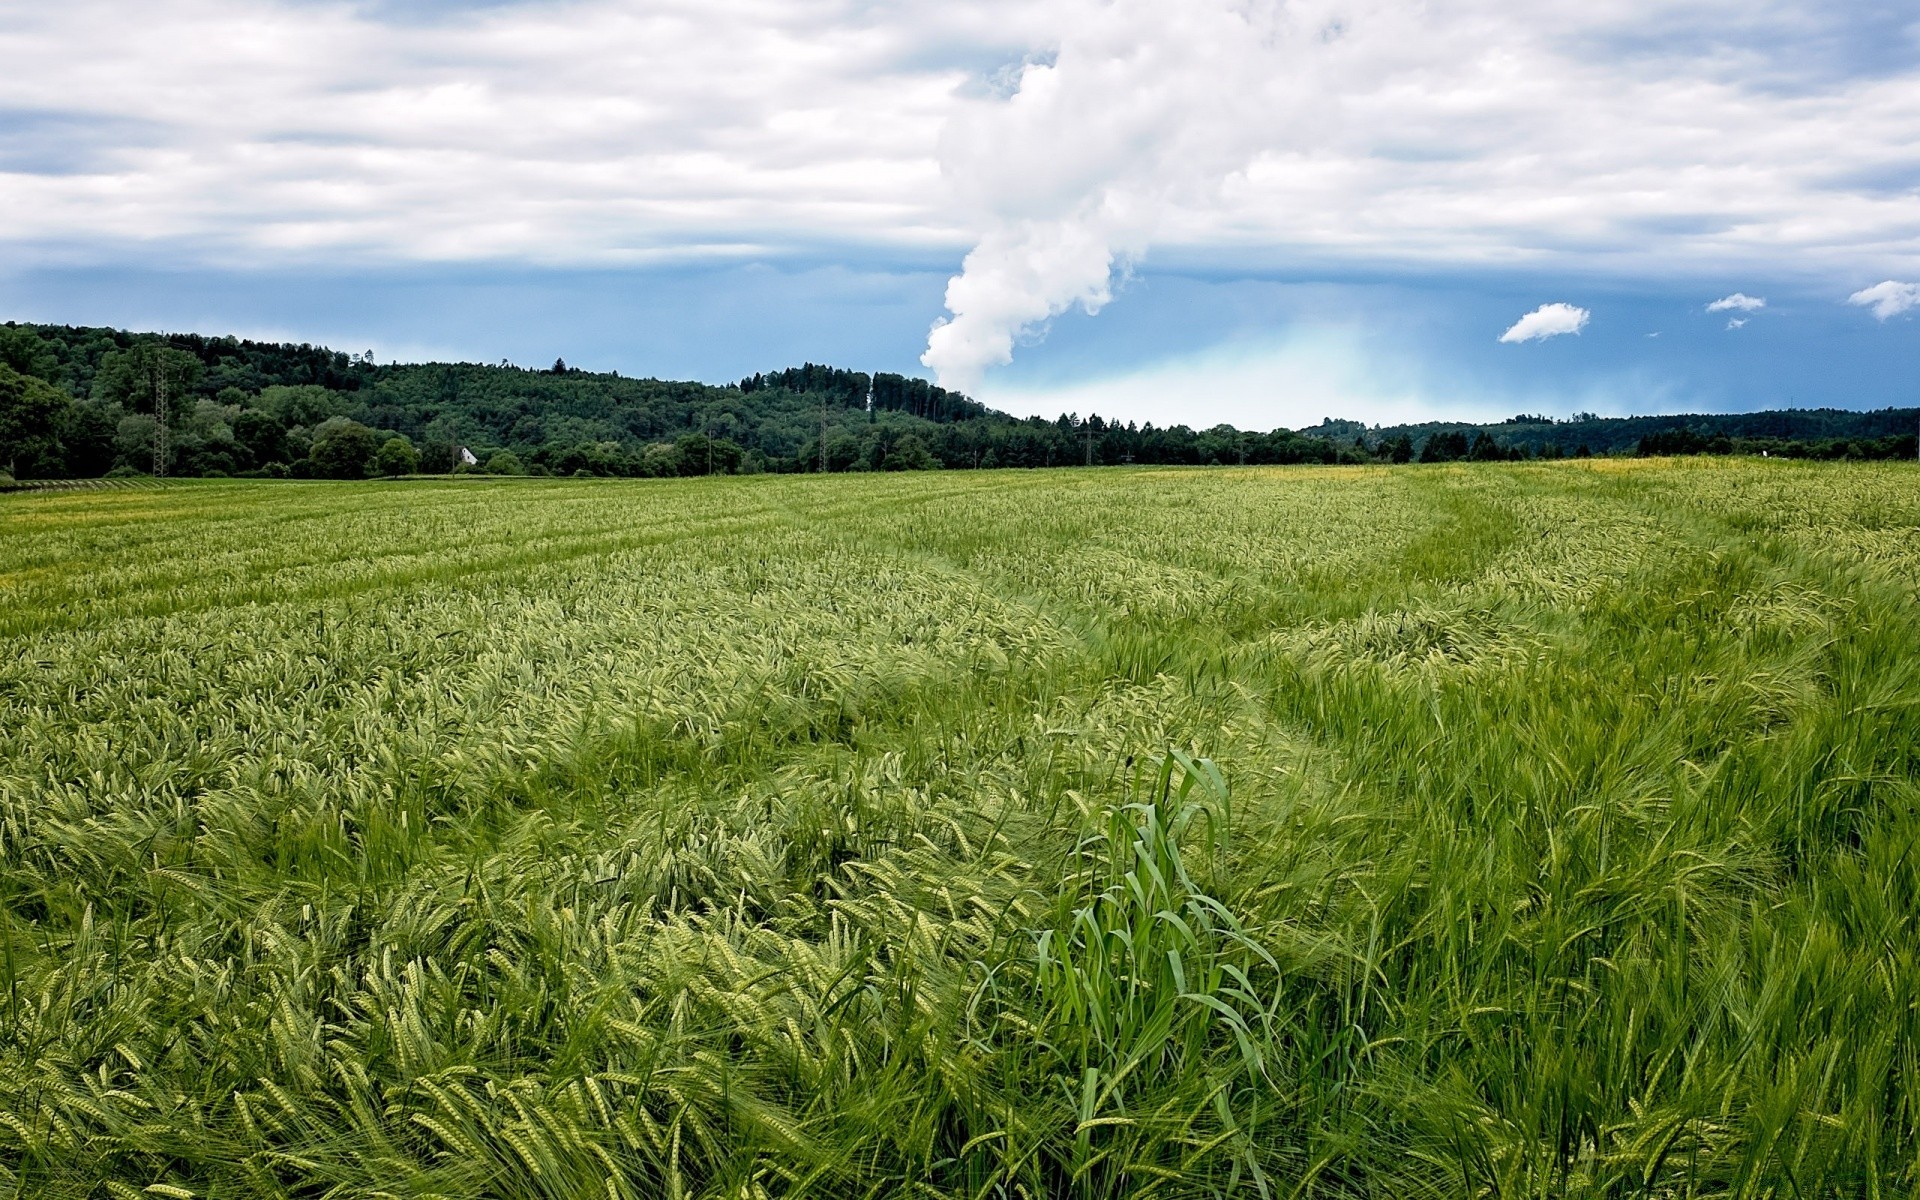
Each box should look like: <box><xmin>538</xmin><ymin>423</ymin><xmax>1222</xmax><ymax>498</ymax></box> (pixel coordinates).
<box><xmin>3</xmin><ymin>322</ymin><xmax>1914</xmax><ymax>482</ymax></box>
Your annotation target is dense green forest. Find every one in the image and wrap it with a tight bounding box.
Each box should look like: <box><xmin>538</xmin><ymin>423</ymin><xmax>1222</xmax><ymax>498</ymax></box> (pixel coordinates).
<box><xmin>1346</xmin><ymin>407</ymin><xmax>1920</xmax><ymax>461</ymax></box>
<box><xmin>2</xmin><ymin>321</ymin><xmax>1914</xmax><ymax>480</ymax></box>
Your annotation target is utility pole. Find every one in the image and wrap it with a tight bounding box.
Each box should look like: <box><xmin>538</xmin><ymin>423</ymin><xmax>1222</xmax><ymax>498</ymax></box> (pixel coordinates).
<box><xmin>151</xmin><ymin>351</ymin><xmax>170</xmax><ymax>478</ymax></box>
<box><xmin>819</xmin><ymin>403</ymin><xmax>828</xmax><ymax>474</ymax></box>
<box><xmin>1084</xmin><ymin>419</ymin><xmax>1093</xmax><ymax>467</ymax></box>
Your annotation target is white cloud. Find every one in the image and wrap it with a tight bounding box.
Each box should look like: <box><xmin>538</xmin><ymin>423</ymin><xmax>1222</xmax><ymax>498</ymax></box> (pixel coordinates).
<box><xmin>1726</xmin><ymin>317</ymin><xmax>1748</xmax><ymax>329</ymax></box>
<box><xmin>0</xmin><ymin>0</ymin><xmax>992</xmax><ymax>265</ymax></box>
<box><xmin>921</xmin><ymin>0</ymin><xmax>1337</xmax><ymax>388</ymax></box>
<box><xmin>1707</xmin><ymin>293</ymin><xmax>1766</xmax><ymax>312</ymax></box>
<box><xmin>1847</xmin><ymin>280</ymin><xmax>1920</xmax><ymax>320</ymax></box>
<box><xmin>1499</xmin><ymin>303</ymin><xmax>1590</xmax><ymax>343</ymax></box>
<box><xmin>3</xmin><ymin>1</ymin><xmax>1920</xmax><ymax>383</ymax></box>
<box><xmin>923</xmin><ymin>216</ymin><xmax>1124</xmax><ymax>392</ymax></box>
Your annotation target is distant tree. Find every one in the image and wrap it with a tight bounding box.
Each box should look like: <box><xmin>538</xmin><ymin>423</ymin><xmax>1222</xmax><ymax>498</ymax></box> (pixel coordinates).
<box><xmin>0</xmin><ymin>327</ymin><xmax>59</xmax><ymax>382</ymax></box>
<box><xmin>375</xmin><ymin>436</ymin><xmax>419</xmax><ymax>477</ymax></box>
<box><xmin>54</xmin><ymin>401</ymin><xmax>116</xmax><ymax>477</ymax></box>
<box><xmin>823</xmin><ymin>429</ymin><xmax>865</xmax><ymax>472</ymax></box>
<box><xmin>1382</xmin><ymin>433</ymin><xmax>1415</xmax><ymax>464</ymax></box>
<box><xmin>309</xmin><ymin>420</ymin><xmax>379</xmax><ymax>479</ymax></box>
<box><xmin>484</xmin><ymin>450</ymin><xmax>525</xmax><ymax>475</ymax></box>
<box><xmin>1420</xmin><ymin>431</ymin><xmax>1470</xmax><ymax>462</ymax></box>
<box><xmin>639</xmin><ymin>443</ymin><xmax>684</xmax><ymax>477</ymax></box>
<box><xmin>883</xmin><ymin>432</ymin><xmax>937</xmax><ymax>471</ymax></box>
<box><xmin>0</xmin><ymin>364</ymin><xmax>72</xmax><ymax>478</ymax></box>
<box><xmin>1468</xmin><ymin>432</ymin><xmax>1506</xmax><ymax>461</ymax></box>
<box><xmin>234</xmin><ymin>409</ymin><xmax>289</xmax><ymax>467</ymax></box>
<box><xmin>1637</xmin><ymin>428</ymin><xmax>1707</xmax><ymax>457</ymax></box>
<box><xmin>673</xmin><ymin>433</ymin><xmax>742</xmax><ymax>475</ymax></box>
<box><xmin>163</xmin><ymin>397</ymin><xmax>246</xmax><ymax>477</ymax></box>
<box><xmin>114</xmin><ymin>413</ymin><xmax>157</xmax><ymax>470</ymax></box>
<box><xmin>90</xmin><ymin>344</ymin><xmax>202</xmax><ymax>413</ymax></box>
<box><xmin>539</xmin><ymin>439</ymin><xmax>633</xmax><ymax>477</ymax></box>
<box><xmin>256</xmin><ymin>384</ymin><xmax>343</xmax><ymax>428</ymax></box>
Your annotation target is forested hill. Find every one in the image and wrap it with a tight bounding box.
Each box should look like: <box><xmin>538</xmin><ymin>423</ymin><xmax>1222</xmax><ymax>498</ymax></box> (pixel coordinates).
<box><xmin>0</xmin><ymin>321</ymin><xmax>1360</xmax><ymax>478</ymax></box>
<box><xmin>2</xmin><ymin>320</ymin><xmax>1915</xmax><ymax>480</ymax></box>
<box><xmin>1311</xmin><ymin>408</ymin><xmax>1920</xmax><ymax>460</ymax></box>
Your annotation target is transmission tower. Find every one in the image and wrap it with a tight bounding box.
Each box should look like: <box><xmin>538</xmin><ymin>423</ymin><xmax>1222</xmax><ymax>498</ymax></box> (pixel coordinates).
<box><xmin>152</xmin><ymin>353</ymin><xmax>170</xmax><ymax>478</ymax></box>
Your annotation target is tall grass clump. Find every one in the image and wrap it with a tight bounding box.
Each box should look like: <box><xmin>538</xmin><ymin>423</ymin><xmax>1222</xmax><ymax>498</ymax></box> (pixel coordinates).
<box><xmin>1013</xmin><ymin>752</ymin><xmax>1280</xmax><ymax>1194</ymax></box>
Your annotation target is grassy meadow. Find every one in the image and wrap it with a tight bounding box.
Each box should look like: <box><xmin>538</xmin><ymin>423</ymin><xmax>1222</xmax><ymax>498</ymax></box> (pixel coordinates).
<box><xmin>3</xmin><ymin>459</ymin><xmax>1920</xmax><ymax>1198</ymax></box>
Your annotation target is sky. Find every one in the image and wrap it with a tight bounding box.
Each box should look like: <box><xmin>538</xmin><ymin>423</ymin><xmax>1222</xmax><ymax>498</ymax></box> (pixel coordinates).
<box><xmin>2</xmin><ymin>0</ymin><xmax>1917</xmax><ymax>430</ymax></box>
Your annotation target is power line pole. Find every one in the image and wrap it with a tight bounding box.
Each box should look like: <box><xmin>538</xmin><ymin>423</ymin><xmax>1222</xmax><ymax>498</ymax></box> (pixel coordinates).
<box><xmin>152</xmin><ymin>352</ymin><xmax>170</xmax><ymax>478</ymax></box>
<box><xmin>819</xmin><ymin>403</ymin><xmax>828</xmax><ymax>474</ymax></box>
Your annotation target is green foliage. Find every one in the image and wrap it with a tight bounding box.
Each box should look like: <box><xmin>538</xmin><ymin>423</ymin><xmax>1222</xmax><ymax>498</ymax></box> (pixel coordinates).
<box><xmin>1636</xmin><ymin>425</ymin><xmax>1918</xmax><ymax>460</ymax></box>
<box><xmin>1420</xmin><ymin>429</ymin><xmax>1470</xmax><ymax>462</ymax></box>
<box><xmin>1392</xmin><ymin>407</ymin><xmax>1920</xmax><ymax>458</ymax></box>
<box><xmin>233</xmin><ymin>406</ymin><xmax>288</xmax><ymax>466</ymax></box>
<box><xmin>637</xmin><ymin>442</ymin><xmax>682</xmax><ymax>477</ymax></box>
<box><xmin>881</xmin><ymin>431</ymin><xmax>937</xmax><ymax>470</ymax></box>
<box><xmin>1467</xmin><ymin>430</ymin><xmax>1508</xmax><ymax>461</ymax></box>
<box><xmin>484</xmin><ymin>449</ymin><xmax>525</xmax><ymax>475</ymax></box>
<box><xmin>4</xmin><ymin>461</ymin><xmax>1920</xmax><ymax>1196</ymax></box>
<box><xmin>0</xmin><ymin>364</ymin><xmax>73</xmax><ymax>478</ymax></box>
<box><xmin>0</xmin><ymin>362</ymin><xmax>70</xmax><ymax>480</ymax></box>
<box><xmin>308</xmin><ymin>419</ymin><xmax>379</xmax><ymax>479</ymax></box>
<box><xmin>376</xmin><ymin>435</ymin><xmax>420</xmax><ymax>477</ymax></box>
<box><xmin>670</xmin><ymin>433</ymin><xmax>742</xmax><ymax>475</ymax></box>
<box><xmin>89</xmin><ymin>344</ymin><xmax>202</xmax><ymax>413</ymax></box>
<box><xmin>256</xmin><ymin>383</ymin><xmax>350</xmax><ymax>428</ymax></box>
<box><xmin>0</xmin><ymin>327</ymin><xmax>58</xmax><ymax>382</ymax></box>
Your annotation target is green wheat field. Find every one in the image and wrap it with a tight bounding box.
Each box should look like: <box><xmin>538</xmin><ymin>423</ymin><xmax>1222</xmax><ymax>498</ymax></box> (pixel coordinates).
<box><xmin>4</xmin><ymin>459</ymin><xmax>1920</xmax><ymax>1198</ymax></box>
